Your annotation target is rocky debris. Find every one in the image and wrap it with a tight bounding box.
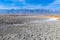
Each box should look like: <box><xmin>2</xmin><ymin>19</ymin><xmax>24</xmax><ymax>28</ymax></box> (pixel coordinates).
<box><xmin>0</xmin><ymin>16</ymin><xmax>40</xmax><ymax>25</ymax></box>
<box><xmin>0</xmin><ymin>15</ymin><xmax>60</xmax><ymax>40</ymax></box>
<box><xmin>0</xmin><ymin>21</ymin><xmax>60</xmax><ymax>40</ymax></box>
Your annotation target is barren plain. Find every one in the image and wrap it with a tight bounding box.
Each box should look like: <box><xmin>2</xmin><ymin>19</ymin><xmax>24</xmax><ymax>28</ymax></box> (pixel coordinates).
<box><xmin>0</xmin><ymin>15</ymin><xmax>60</xmax><ymax>40</ymax></box>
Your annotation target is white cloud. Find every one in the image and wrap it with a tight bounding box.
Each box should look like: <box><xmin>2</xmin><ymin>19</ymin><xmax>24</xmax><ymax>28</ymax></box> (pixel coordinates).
<box><xmin>0</xmin><ymin>0</ymin><xmax>60</xmax><ymax>10</ymax></box>
<box><xmin>0</xmin><ymin>5</ymin><xmax>20</xmax><ymax>9</ymax></box>
<box><xmin>46</xmin><ymin>0</ymin><xmax>60</xmax><ymax>10</ymax></box>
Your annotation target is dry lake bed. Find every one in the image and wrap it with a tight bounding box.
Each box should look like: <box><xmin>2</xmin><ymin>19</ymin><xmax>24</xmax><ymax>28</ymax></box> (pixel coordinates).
<box><xmin>0</xmin><ymin>15</ymin><xmax>60</xmax><ymax>40</ymax></box>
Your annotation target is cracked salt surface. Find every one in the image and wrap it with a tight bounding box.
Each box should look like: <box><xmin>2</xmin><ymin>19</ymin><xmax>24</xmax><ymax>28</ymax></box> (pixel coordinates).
<box><xmin>1</xmin><ymin>20</ymin><xmax>60</xmax><ymax>40</ymax></box>
<box><xmin>44</xmin><ymin>18</ymin><xmax>58</xmax><ymax>21</ymax></box>
<box><xmin>0</xmin><ymin>17</ymin><xmax>60</xmax><ymax>40</ymax></box>
<box><xmin>29</xmin><ymin>18</ymin><xmax>58</xmax><ymax>24</ymax></box>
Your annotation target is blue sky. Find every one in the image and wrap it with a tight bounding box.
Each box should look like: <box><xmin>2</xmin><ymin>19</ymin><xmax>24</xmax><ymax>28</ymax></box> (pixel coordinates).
<box><xmin>0</xmin><ymin>0</ymin><xmax>60</xmax><ymax>10</ymax></box>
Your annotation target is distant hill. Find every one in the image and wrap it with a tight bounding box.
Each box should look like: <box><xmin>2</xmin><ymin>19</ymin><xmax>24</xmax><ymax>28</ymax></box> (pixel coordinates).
<box><xmin>0</xmin><ymin>9</ymin><xmax>60</xmax><ymax>14</ymax></box>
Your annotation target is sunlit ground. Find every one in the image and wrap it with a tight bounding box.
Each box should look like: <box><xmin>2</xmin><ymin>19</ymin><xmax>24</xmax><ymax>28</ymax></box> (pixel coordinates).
<box><xmin>39</xmin><ymin>15</ymin><xmax>60</xmax><ymax>21</ymax></box>
<box><xmin>43</xmin><ymin>15</ymin><xmax>60</xmax><ymax>20</ymax></box>
<box><xmin>0</xmin><ymin>14</ymin><xmax>60</xmax><ymax>40</ymax></box>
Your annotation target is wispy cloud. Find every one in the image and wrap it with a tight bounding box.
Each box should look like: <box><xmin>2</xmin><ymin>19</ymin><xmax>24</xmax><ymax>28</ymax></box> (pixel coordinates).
<box><xmin>0</xmin><ymin>0</ymin><xmax>60</xmax><ymax>10</ymax></box>
<box><xmin>46</xmin><ymin>0</ymin><xmax>60</xmax><ymax>10</ymax></box>
<box><xmin>0</xmin><ymin>5</ymin><xmax>20</xmax><ymax>9</ymax></box>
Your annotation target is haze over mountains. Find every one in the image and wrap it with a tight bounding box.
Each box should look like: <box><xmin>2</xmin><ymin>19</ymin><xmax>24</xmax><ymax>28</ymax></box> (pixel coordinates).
<box><xmin>0</xmin><ymin>9</ymin><xmax>60</xmax><ymax>14</ymax></box>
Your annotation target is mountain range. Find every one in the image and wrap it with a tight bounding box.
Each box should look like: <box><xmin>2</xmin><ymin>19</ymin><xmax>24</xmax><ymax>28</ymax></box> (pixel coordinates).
<box><xmin>0</xmin><ymin>9</ymin><xmax>60</xmax><ymax>14</ymax></box>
